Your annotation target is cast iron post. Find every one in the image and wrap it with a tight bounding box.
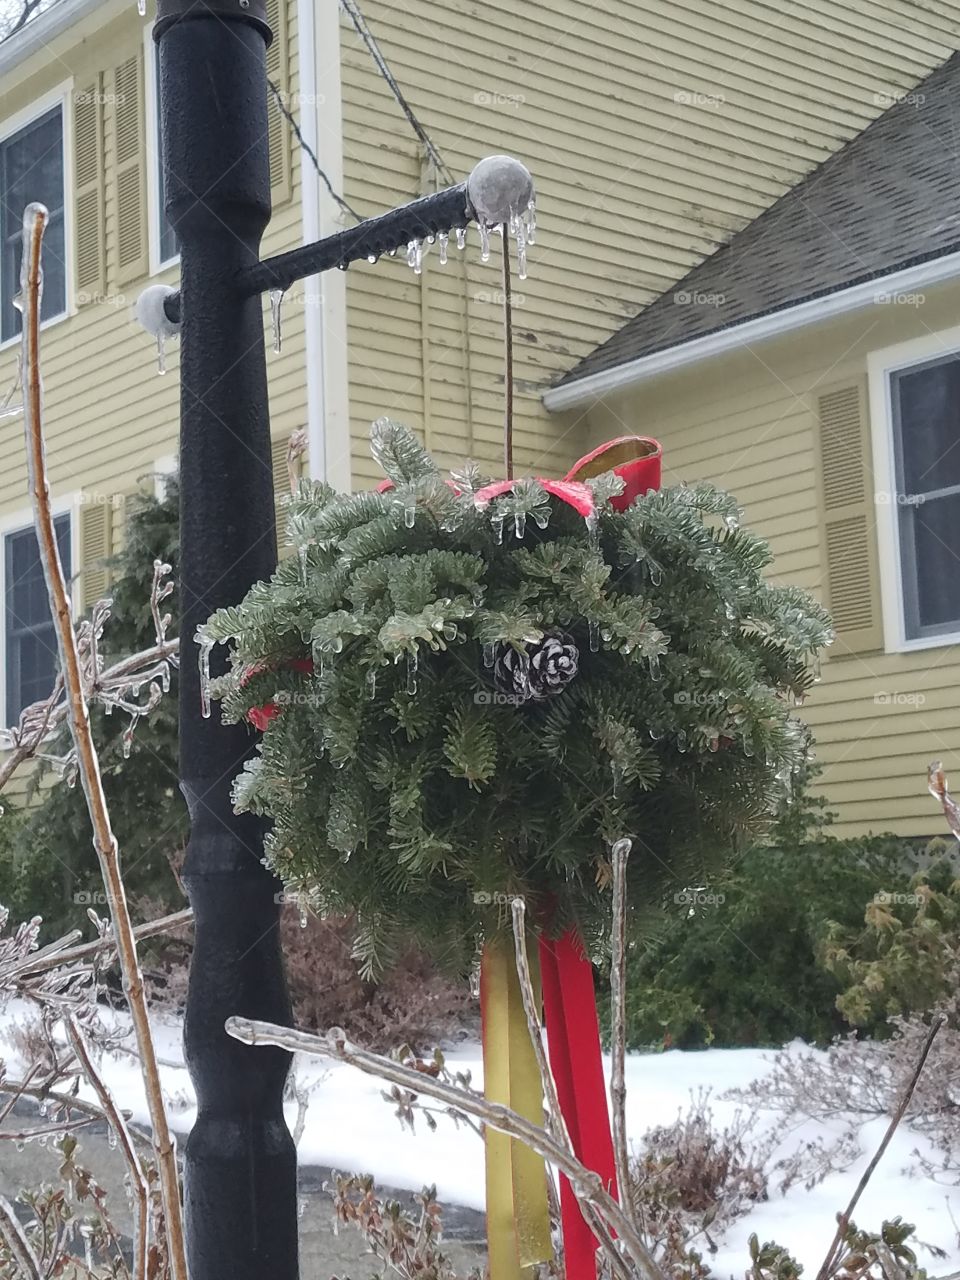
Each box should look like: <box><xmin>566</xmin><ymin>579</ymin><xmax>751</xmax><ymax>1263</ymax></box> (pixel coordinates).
<box><xmin>154</xmin><ymin>3</ymin><xmax>299</xmax><ymax>1277</ymax></box>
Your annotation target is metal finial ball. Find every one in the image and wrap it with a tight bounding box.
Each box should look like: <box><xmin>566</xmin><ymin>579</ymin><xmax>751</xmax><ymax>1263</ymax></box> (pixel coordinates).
<box><xmin>466</xmin><ymin>155</ymin><xmax>534</xmax><ymax>226</ymax></box>
<box><xmin>134</xmin><ymin>284</ymin><xmax>181</xmax><ymax>338</ymax></box>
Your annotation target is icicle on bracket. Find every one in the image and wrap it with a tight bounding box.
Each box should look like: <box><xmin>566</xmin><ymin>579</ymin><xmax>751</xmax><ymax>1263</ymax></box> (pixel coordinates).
<box><xmin>147</xmin><ymin>155</ymin><xmax>536</xmax><ymax>332</ymax></box>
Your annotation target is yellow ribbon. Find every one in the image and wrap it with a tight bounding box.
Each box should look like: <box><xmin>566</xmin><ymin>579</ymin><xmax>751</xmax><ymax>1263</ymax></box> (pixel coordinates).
<box><xmin>481</xmin><ymin>936</ymin><xmax>553</xmax><ymax>1280</ymax></box>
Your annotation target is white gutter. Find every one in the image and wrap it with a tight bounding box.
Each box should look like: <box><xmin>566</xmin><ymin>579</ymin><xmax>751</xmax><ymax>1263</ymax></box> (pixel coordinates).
<box><xmin>0</xmin><ymin>0</ymin><xmax>99</xmax><ymax>76</ymax></box>
<box><xmin>543</xmin><ymin>247</ymin><xmax>960</xmax><ymax>411</ymax></box>
<box><xmin>296</xmin><ymin>0</ymin><xmax>325</xmax><ymax>481</ymax></box>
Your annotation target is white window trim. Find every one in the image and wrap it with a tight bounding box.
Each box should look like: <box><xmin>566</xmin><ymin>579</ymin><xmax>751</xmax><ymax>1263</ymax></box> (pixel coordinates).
<box><xmin>867</xmin><ymin>323</ymin><xmax>960</xmax><ymax>654</ymax></box>
<box><xmin>0</xmin><ymin>493</ymin><xmax>79</xmax><ymax>735</ymax></box>
<box><xmin>0</xmin><ymin>80</ymin><xmax>75</xmax><ymax>353</ymax></box>
<box><xmin>144</xmin><ymin>22</ymin><xmax>179</xmax><ymax>277</ymax></box>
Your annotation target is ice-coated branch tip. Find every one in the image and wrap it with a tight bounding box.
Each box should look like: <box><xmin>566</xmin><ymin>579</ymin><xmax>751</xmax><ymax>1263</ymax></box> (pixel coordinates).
<box><xmin>466</xmin><ymin>155</ymin><xmax>534</xmax><ymax>227</ymax></box>
<box><xmin>22</xmin><ymin>202</ymin><xmax>49</xmax><ymax>233</ymax></box>
<box><xmin>135</xmin><ymin>284</ymin><xmax>181</xmax><ymax>338</ymax></box>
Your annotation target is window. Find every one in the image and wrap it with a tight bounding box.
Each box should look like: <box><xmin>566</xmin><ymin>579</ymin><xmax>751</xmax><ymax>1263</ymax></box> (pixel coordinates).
<box><xmin>889</xmin><ymin>352</ymin><xmax>960</xmax><ymax>642</ymax></box>
<box><xmin>150</xmin><ymin>40</ymin><xmax>177</xmax><ymax>266</ymax></box>
<box><xmin>0</xmin><ymin>106</ymin><xmax>66</xmax><ymax>342</ymax></box>
<box><xmin>4</xmin><ymin>515</ymin><xmax>71</xmax><ymax>725</ymax></box>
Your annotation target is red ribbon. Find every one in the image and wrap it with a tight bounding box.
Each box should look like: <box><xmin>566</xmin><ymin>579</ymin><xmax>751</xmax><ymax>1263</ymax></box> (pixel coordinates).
<box><xmin>539</xmin><ymin>931</ymin><xmax>618</xmax><ymax>1277</ymax></box>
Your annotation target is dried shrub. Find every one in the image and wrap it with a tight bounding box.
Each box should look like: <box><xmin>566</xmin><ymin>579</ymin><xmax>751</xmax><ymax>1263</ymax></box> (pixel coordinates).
<box><xmin>281</xmin><ymin>911</ymin><xmax>475</xmax><ymax>1052</ymax></box>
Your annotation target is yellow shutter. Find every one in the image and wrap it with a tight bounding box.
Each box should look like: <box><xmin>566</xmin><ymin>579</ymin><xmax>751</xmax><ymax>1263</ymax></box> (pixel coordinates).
<box><xmin>113</xmin><ymin>53</ymin><xmax>148</xmax><ymax>284</ymax></box>
<box><xmin>79</xmin><ymin>500</ymin><xmax>113</xmax><ymax>611</ymax></box>
<box><xmin>73</xmin><ymin>78</ymin><xmax>105</xmax><ymax>302</ymax></box>
<box><xmin>815</xmin><ymin>383</ymin><xmax>884</xmax><ymax>656</ymax></box>
<box><xmin>265</xmin><ymin>0</ymin><xmax>293</xmax><ymax>207</ymax></box>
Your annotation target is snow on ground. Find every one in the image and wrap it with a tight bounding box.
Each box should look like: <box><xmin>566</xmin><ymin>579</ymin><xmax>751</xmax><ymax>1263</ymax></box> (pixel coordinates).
<box><xmin>2</xmin><ymin>1002</ymin><xmax>957</xmax><ymax>1274</ymax></box>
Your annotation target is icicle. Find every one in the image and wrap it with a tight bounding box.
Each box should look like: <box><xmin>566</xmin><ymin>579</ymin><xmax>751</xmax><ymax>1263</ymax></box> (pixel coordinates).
<box><xmin>483</xmin><ymin>643</ymin><xmax>496</xmax><ymax>669</ymax></box>
<box><xmin>648</xmin><ymin>653</ymin><xmax>662</xmax><ymax>682</ymax></box>
<box><xmin>584</xmin><ymin>511</ymin><xmax>599</xmax><ymax>547</ymax></box>
<box><xmin>367</xmin><ymin>253</ymin><xmax>378</xmax><ymax>264</ymax></box>
<box><xmin>724</xmin><ymin>513</ymin><xmax>740</xmax><ymax>531</ymax></box>
<box><xmin>588</xmin><ymin>620</ymin><xmax>600</xmax><ymax>653</ymax></box>
<box><xmin>299</xmin><ymin>908</ymin><xmax>308</xmax><ymax>930</ymax></box>
<box><xmin>388</xmin><ymin>247</ymin><xmax>397</xmax><ymax>257</ymax></box>
<box><xmin>649</xmin><ymin>562</ymin><xmax>663</xmax><ymax>586</ymax></box>
<box><xmin>406</xmin><ymin>650</ymin><xmax>419</xmax><ymax>695</ymax></box>
<box><xmin>479</xmin><ymin>222</ymin><xmax>491</xmax><ymax>263</ymax></box>
<box><xmin>493</xmin><ymin>514</ymin><xmax>505</xmax><ymax>544</ymax></box>
<box><xmin>156</xmin><ymin>332</ymin><xmax>167</xmax><ymax>375</ymax></box>
<box><xmin>366</xmin><ymin>668</ymin><xmax>377</xmax><ymax>700</ymax></box>
<box><xmin>811</xmin><ymin>653</ymin><xmax>823</xmax><ymax>684</ymax></box>
<box><xmin>525</xmin><ymin>196</ymin><xmax>537</xmax><ymax>245</ymax></box>
<box><xmin>107</xmin><ymin>1129</ymin><xmax>118</xmax><ymax>1150</ymax></box>
<box><xmin>438</xmin><ymin>231</ymin><xmax>449</xmax><ymax>265</ymax></box>
<box><xmin>456</xmin><ymin>226</ymin><xmax>467</xmax><ymax>251</ymax></box>
<box><xmin>610</xmin><ymin>763</ymin><xmax>622</xmax><ymax>797</ymax></box>
<box><xmin>677</xmin><ymin>729</ymin><xmax>688</xmax><ymax>753</ymax></box>
<box><xmin>515</xmin><ymin>215</ymin><xmax>528</xmax><ymax>280</ymax></box>
<box><xmin>122</xmin><ymin>717</ymin><xmax>138</xmax><ymax>759</ymax></box>
<box><xmin>406</xmin><ymin>239</ymin><xmax>423</xmax><ymax>275</ymax></box>
<box><xmin>404</xmin><ymin>502</ymin><xmax>416</xmax><ymax>528</ymax></box>
<box><xmin>469</xmin><ymin>958</ymin><xmax>482</xmax><ymax>999</ymax></box>
<box><xmin>298</xmin><ymin>544</ymin><xmax>309</xmax><ymax>584</ymax></box>
<box><xmin>197</xmin><ymin>632</ymin><xmax>214</xmax><ymax>720</ymax></box>
<box><xmin>137</xmin><ymin>0</ymin><xmax>146</xmax><ymax>13</ymax></box>
<box><xmin>514</xmin><ymin>510</ymin><xmax>526</xmax><ymax>539</ymax></box>
<box><xmin>269</xmin><ymin>288</ymin><xmax>284</xmax><ymax>354</ymax></box>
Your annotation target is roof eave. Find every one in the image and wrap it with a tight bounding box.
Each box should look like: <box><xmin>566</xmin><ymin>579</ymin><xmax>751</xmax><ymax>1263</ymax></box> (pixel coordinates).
<box><xmin>543</xmin><ymin>248</ymin><xmax>960</xmax><ymax>412</ymax></box>
<box><xmin>0</xmin><ymin>0</ymin><xmax>102</xmax><ymax>77</ymax></box>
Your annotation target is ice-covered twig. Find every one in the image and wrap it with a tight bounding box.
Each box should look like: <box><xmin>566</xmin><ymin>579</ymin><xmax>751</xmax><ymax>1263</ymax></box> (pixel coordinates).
<box><xmin>18</xmin><ymin>202</ymin><xmax>188</xmax><ymax>1280</ymax></box>
<box><xmin>928</xmin><ymin>761</ymin><xmax>960</xmax><ymax>843</ymax></box>
<box><xmin>814</xmin><ymin>1014</ymin><xmax>945</xmax><ymax>1280</ymax></box>
<box><xmin>66</xmin><ymin>1015</ymin><xmax>149</xmax><ymax>1280</ymax></box>
<box><xmin>226</xmin><ymin>1015</ymin><xmax>666</xmax><ymax>1280</ymax></box>
<box><xmin>511</xmin><ymin>898</ymin><xmax>628</xmax><ymax>1280</ymax></box>
<box><xmin>610</xmin><ymin>837</ymin><xmax>634</xmax><ymax>1228</ymax></box>
<box><xmin>0</xmin><ymin>1193</ymin><xmax>41</xmax><ymax>1280</ymax></box>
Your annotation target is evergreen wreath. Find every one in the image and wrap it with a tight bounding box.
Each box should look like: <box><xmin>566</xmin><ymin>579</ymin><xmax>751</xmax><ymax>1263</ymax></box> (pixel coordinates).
<box><xmin>201</xmin><ymin>420</ymin><xmax>832</xmax><ymax>976</ymax></box>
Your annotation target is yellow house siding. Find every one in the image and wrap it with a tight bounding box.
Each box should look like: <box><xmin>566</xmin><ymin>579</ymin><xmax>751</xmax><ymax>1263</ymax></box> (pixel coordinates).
<box><xmin>577</xmin><ymin>278</ymin><xmax>960</xmax><ymax>838</ymax></box>
<box><xmin>340</xmin><ymin>0</ymin><xmax>960</xmax><ymax>489</ymax></box>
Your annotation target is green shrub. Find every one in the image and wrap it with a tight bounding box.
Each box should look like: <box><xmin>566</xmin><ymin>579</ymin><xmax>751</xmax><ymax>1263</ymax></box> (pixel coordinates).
<box><xmin>0</xmin><ymin>480</ymin><xmax>186</xmax><ymax>938</ymax></box>
<box><xmin>618</xmin><ymin>767</ymin><xmax>920</xmax><ymax>1048</ymax></box>
<box><xmin>821</xmin><ymin>848</ymin><xmax>960</xmax><ymax>1029</ymax></box>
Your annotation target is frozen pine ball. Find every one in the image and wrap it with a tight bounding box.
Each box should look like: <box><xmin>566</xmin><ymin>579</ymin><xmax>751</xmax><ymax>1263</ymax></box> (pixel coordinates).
<box><xmin>466</xmin><ymin>155</ymin><xmax>534</xmax><ymax>227</ymax></box>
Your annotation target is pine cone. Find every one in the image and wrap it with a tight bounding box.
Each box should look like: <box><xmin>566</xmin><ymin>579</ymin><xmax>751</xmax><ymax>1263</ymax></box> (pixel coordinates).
<box><xmin>492</xmin><ymin>632</ymin><xmax>579</xmax><ymax>704</ymax></box>
<box><xmin>527</xmin><ymin>632</ymin><xmax>579</xmax><ymax>699</ymax></box>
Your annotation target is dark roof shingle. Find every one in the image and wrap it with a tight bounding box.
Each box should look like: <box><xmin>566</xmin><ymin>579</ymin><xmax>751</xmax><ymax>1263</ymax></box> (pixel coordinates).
<box><xmin>559</xmin><ymin>51</ymin><xmax>960</xmax><ymax>386</ymax></box>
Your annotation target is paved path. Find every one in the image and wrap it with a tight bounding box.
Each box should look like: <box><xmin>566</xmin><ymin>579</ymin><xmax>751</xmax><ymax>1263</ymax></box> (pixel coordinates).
<box><xmin>0</xmin><ymin>1107</ymin><xmax>486</xmax><ymax>1277</ymax></box>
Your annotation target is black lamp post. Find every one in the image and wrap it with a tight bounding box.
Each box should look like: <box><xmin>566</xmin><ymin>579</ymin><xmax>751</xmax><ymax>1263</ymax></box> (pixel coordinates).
<box><xmin>150</xmin><ymin>3</ymin><xmax>531</xmax><ymax>1275</ymax></box>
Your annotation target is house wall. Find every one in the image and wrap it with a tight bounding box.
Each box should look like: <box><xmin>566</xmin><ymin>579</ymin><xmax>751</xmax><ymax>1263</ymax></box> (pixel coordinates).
<box><xmin>574</xmin><ymin>278</ymin><xmax>960</xmax><ymax>838</ymax></box>
<box><xmin>0</xmin><ymin>0</ymin><xmax>306</xmax><ymax>798</ymax></box>
<box><xmin>338</xmin><ymin>0</ymin><xmax>960</xmax><ymax>488</ymax></box>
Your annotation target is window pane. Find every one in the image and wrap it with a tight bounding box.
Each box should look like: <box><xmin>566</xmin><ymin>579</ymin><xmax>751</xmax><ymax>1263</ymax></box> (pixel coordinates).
<box><xmin>1</xmin><ymin>107</ymin><xmax>65</xmax><ymax>341</ymax></box>
<box><xmin>5</xmin><ymin>515</ymin><xmax>70</xmax><ymax>724</ymax></box>
<box><xmin>892</xmin><ymin>355</ymin><xmax>960</xmax><ymax>495</ymax></box>
<box><xmin>904</xmin><ymin>493</ymin><xmax>960</xmax><ymax>635</ymax></box>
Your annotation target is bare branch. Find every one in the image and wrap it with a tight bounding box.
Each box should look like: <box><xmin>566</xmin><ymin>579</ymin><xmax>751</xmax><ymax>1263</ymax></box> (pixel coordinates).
<box><xmin>226</xmin><ymin>1015</ymin><xmax>667</xmax><ymax>1280</ymax></box>
<box><xmin>0</xmin><ymin>1193</ymin><xmax>42</xmax><ymax>1280</ymax></box>
<box><xmin>66</xmin><ymin>1016</ymin><xmax>150</xmax><ymax>1280</ymax></box>
<box><xmin>18</xmin><ymin>202</ymin><xmax>188</xmax><ymax>1280</ymax></box>
<box><xmin>928</xmin><ymin>761</ymin><xmax>960</xmax><ymax>842</ymax></box>
<box><xmin>610</xmin><ymin>837</ymin><xmax>635</xmax><ymax>1227</ymax></box>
